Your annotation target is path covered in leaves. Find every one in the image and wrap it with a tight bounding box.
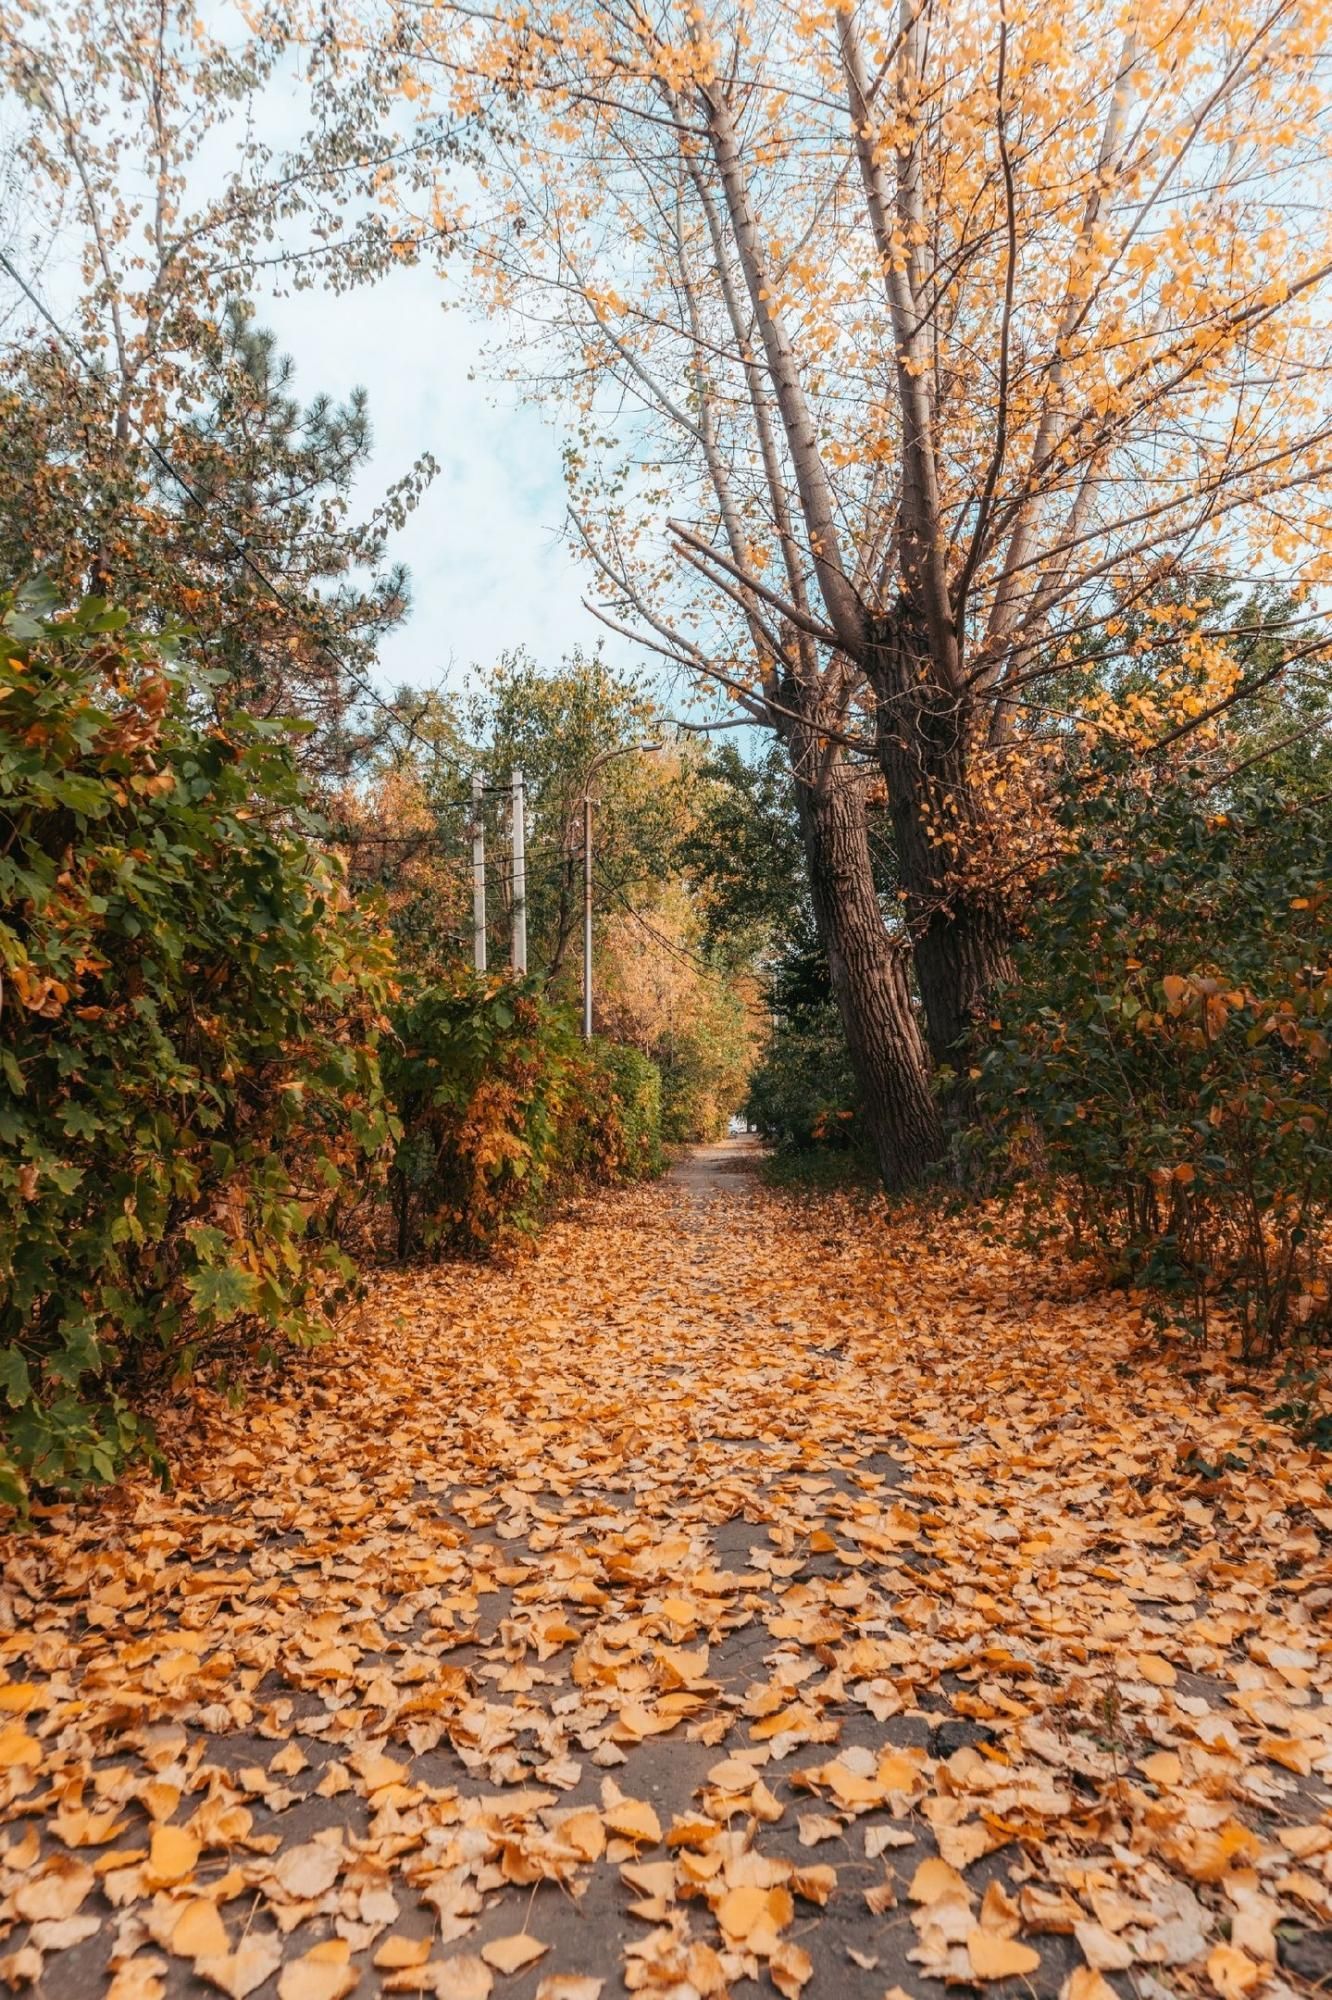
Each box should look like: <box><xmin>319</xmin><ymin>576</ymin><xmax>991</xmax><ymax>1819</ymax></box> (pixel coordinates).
<box><xmin>2</xmin><ymin>1145</ymin><xmax>1330</xmax><ymax>2000</ymax></box>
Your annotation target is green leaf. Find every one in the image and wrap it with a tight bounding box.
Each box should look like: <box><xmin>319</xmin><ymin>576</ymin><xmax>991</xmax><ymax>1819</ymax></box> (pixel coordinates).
<box><xmin>186</xmin><ymin>1263</ymin><xmax>260</xmax><ymax>1320</ymax></box>
<box><xmin>0</xmin><ymin>1348</ymin><xmax>32</xmax><ymax>1408</ymax></box>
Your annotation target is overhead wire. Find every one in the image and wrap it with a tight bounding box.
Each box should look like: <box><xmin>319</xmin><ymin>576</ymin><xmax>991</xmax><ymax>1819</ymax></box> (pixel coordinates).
<box><xmin>589</xmin><ymin>858</ymin><xmax>747</xmax><ymax>990</ymax></box>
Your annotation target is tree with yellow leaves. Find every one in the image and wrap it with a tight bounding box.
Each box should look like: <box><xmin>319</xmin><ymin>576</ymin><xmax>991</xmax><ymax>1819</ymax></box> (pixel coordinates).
<box><xmin>351</xmin><ymin>0</ymin><xmax>1332</xmax><ymax>1182</ymax></box>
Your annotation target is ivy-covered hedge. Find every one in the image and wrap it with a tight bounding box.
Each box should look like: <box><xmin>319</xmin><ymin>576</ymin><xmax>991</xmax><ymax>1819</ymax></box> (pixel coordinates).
<box><xmin>386</xmin><ymin>976</ymin><xmax>662</xmax><ymax>1258</ymax></box>
<box><xmin>0</xmin><ymin>589</ymin><xmax>395</xmax><ymax>1504</ymax></box>
<box><xmin>979</xmin><ymin>757</ymin><xmax>1331</xmax><ymax>1359</ymax></box>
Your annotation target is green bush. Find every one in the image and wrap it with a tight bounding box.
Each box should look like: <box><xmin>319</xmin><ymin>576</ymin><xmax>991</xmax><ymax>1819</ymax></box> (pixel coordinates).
<box><xmin>385</xmin><ymin>974</ymin><xmax>661</xmax><ymax>1257</ymax></box>
<box><xmin>978</xmin><ymin>757</ymin><xmax>1331</xmax><ymax>1358</ymax></box>
<box><xmin>579</xmin><ymin>1041</ymin><xmax>663</xmax><ymax>1182</ymax></box>
<box><xmin>743</xmin><ymin>924</ymin><xmax>865</xmax><ymax>1154</ymax></box>
<box><xmin>736</xmin><ymin>936</ymin><xmax>860</xmax><ymax>1160</ymax></box>
<box><xmin>746</xmin><ymin>1001</ymin><xmax>862</xmax><ymax>1152</ymax></box>
<box><xmin>0</xmin><ymin>587</ymin><xmax>395</xmax><ymax>1504</ymax></box>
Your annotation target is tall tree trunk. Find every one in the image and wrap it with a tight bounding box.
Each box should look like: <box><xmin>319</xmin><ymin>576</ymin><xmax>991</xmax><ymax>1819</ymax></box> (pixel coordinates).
<box><xmin>866</xmin><ymin>606</ymin><xmax>1016</xmax><ymax>1070</ymax></box>
<box><xmin>791</xmin><ymin>738</ymin><xmax>944</xmax><ymax>1191</ymax></box>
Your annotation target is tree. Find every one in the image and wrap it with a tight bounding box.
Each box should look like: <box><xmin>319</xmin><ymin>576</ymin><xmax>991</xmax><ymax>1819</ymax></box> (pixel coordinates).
<box><xmin>0</xmin><ymin>0</ymin><xmax>450</xmax><ymax>765</ymax></box>
<box><xmin>685</xmin><ymin>740</ymin><xmax>907</xmax><ymax>1154</ymax></box>
<box><xmin>388</xmin><ymin>0</ymin><xmax>1332</xmax><ymax>1174</ymax></box>
<box><xmin>460</xmin><ymin>649</ymin><xmax>686</xmax><ymax>988</ymax></box>
<box><xmin>597</xmin><ymin>884</ymin><xmax>760</xmax><ymax>1140</ymax></box>
<box><xmin>0</xmin><ymin>303</ymin><xmax>430</xmax><ymax>768</ymax></box>
<box><xmin>682</xmin><ymin>743</ymin><xmax>807</xmax><ymax>956</ymax></box>
<box><xmin>336</xmin><ymin>651</ymin><xmax>763</xmax><ymax>1133</ymax></box>
<box><xmin>332</xmin><ymin>689</ymin><xmax>474</xmax><ymax>970</ymax></box>
<box><xmin>456</xmin><ymin>656</ymin><xmax>766</xmax><ymax>1137</ymax></box>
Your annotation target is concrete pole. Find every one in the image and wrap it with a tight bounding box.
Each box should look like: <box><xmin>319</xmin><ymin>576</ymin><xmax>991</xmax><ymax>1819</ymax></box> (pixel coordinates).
<box><xmin>471</xmin><ymin>772</ymin><xmax>487</xmax><ymax>972</ymax></box>
<box><xmin>511</xmin><ymin>766</ymin><xmax>527</xmax><ymax>974</ymax></box>
<box><xmin>577</xmin><ymin>740</ymin><xmax>659</xmax><ymax>1033</ymax></box>
<box><xmin>582</xmin><ymin>793</ymin><xmax>594</xmax><ymax>1039</ymax></box>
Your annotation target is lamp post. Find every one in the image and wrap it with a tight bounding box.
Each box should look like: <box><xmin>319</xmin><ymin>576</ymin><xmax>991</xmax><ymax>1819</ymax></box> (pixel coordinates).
<box><xmin>511</xmin><ymin>766</ymin><xmax>527</xmax><ymax>974</ymax></box>
<box><xmin>582</xmin><ymin>741</ymin><xmax>661</xmax><ymax>1039</ymax></box>
<box><xmin>471</xmin><ymin>772</ymin><xmax>487</xmax><ymax>972</ymax></box>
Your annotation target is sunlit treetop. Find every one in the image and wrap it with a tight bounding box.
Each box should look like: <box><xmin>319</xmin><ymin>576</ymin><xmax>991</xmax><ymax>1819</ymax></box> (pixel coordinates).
<box><xmin>329</xmin><ymin>0</ymin><xmax>1332</xmax><ymax>762</ymax></box>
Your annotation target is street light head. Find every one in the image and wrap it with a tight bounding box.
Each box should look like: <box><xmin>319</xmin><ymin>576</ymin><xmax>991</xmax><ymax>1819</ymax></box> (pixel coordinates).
<box><xmin>586</xmin><ymin>738</ymin><xmax>665</xmax><ymax>784</ymax></box>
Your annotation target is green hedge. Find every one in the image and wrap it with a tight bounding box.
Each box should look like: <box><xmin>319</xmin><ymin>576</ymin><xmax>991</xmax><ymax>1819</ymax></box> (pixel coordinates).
<box><xmin>978</xmin><ymin>757</ymin><xmax>1331</xmax><ymax>1359</ymax></box>
<box><xmin>745</xmin><ymin>1000</ymin><xmax>861</xmax><ymax>1152</ymax></box>
<box><xmin>0</xmin><ymin>588</ymin><xmax>395</xmax><ymax>1504</ymax></box>
<box><xmin>385</xmin><ymin>975</ymin><xmax>662</xmax><ymax>1258</ymax></box>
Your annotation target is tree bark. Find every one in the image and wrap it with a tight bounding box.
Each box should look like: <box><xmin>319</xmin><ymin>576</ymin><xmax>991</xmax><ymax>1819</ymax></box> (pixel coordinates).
<box><xmin>790</xmin><ymin>735</ymin><xmax>945</xmax><ymax>1191</ymax></box>
<box><xmin>866</xmin><ymin>606</ymin><xmax>1016</xmax><ymax>1071</ymax></box>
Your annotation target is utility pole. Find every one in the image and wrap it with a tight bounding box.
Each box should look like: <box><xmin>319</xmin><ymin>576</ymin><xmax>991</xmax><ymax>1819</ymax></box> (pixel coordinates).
<box><xmin>583</xmin><ymin>794</ymin><xmax>594</xmax><ymax>1040</ymax></box>
<box><xmin>510</xmin><ymin>766</ymin><xmax>527</xmax><ymax>975</ymax></box>
<box><xmin>581</xmin><ymin>740</ymin><xmax>661</xmax><ymax>1039</ymax></box>
<box><xmin>471</xmin><ymin>773</ymin><xmax>486</xmax><ymax>972</ymax></box>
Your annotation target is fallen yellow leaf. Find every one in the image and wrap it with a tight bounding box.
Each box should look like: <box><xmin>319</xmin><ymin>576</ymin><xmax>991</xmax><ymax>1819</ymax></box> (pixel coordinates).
<box><xmin>1136</xmin><ymin>1653</ymin><xmax>1177</xmax><ymax>1687</ymax></box>
<box><xmin>277</xmin><ymin>1940</ymin><xmax>359</xmax><ymax>2000</ymax></box>
<box><xmin>374</xmin><ymin>1937</ymin><xmax>432</xmax><ymax>1971</ymax></box>
<box><xmin>13</xmin><ymin>1858</ymin><xmax>95</xmax><ymax>1923</ymax></box>
<box><xmin>0</xmin><ymin>1725</ymin><xmax>41</xmax><ymax>1769</ymax></box>
<box><xmin>910</xmin><ymin>1857</ymin><xmax>971</xmax><ymax>1906</ymax></box>
<box><xmin>1208</xmin><ymin>1944</ymin><xmax>1263</xmax><ymax>2000</ymax></box>
<box><xmin>195</xmin><ymin>1934</ymin><xmax>284</xmax><ymax>1999</ymax></box>
<box><xmin>603</xmin><ymin>1798</ymin><xmax>661</xmax><ymax>1844</ymax></box>
<box><xmin>169</xmin><ymin>1899</ymin><xmax>229</xmax><ymax>1961</ymax></box>
<box><xmin>1062</xmin><ymin>1970</ymin><xmax>1121</xmax><ymax>2000</ymax></box>
<box><xmin>480</xmin><ymin>1934</ymin><xmax>548</xmax><ymax>1974</ymax></box>
<box><xmin>968</xmin><ymin>1929</ymin><xmax>1041</xmax><ymax>1980</ymax></box>
<box><xmin>145</xmin><ymin>1825</ymin><xmax>200</xmax><ymax>1889</ymax></box>
<box><xmin>770</xmin><ymin>1939</ymin><xmax>814</xmax><ymax>1996</ymax></box>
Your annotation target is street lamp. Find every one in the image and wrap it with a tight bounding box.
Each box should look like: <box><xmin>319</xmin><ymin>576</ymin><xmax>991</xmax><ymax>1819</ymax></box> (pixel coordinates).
<box><xmin>583</xmin><ymin>740</ymin><xmax>661</xmax><ymax>1039</ymax></box>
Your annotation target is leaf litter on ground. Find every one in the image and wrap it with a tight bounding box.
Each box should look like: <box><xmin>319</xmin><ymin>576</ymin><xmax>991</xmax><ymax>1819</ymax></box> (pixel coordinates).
<box><xmin>0</xmin><ymin>1174</ymin><xmax>1329</xmax><ymax>1999</ymax></box>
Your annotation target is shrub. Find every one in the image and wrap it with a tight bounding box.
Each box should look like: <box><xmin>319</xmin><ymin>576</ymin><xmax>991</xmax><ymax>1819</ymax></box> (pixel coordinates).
<box><xmin>743</xmin><ymin>924</ymin><xmax>865</xmax><ymax>1154</ymax></box>
<box><xmin>0</xmin><ymin>587</ymin><xmax>395</xmax><ymax>1504</ymax></box>
<box><xmin>385</xmin><ymin>974</ymin><xmax>661</xmax><ymax>1257</ymax></box>
<box><xmin>578</xmin><ymin>1041</ymin><xmax>663</xmax><ymax>1182</ymax></box>
<box><xmin>746</xmin><ymin>1000</ymin><xmax>862</xmax><ymax>1152</ymax></box>
<box><xmin>979</xmin><ymin>757</ymin><xmax>1331</xmax><ymax>1358</ymax></box>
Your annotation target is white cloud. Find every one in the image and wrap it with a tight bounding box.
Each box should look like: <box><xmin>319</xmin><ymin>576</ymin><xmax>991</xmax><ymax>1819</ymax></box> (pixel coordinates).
<box><xmin>254</xmin><ymin>263</ymin><xmax>632</xmax><ymax>695</ymax></box>
<box><xmin>2</xmin><ymin>11</ymin><xmax>646</xmax><ymax>705</ymax></box>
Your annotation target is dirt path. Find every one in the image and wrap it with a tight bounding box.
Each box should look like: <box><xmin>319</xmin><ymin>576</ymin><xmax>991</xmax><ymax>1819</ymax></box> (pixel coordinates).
<box><xmin>1</xmin><ymin>1161</ymin><xmax>1329</xmax><ymax>2000</ymax></box>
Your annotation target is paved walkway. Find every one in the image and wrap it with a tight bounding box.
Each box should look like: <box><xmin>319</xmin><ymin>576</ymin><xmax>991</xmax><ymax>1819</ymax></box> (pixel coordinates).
<box><xmin>2</xmin><ymin>1152</ymin><xmax>1328</xmax><ymax>1999</ymax></box>
<box><xmin>666</xmin><ymin>1134</ymin><xmax>767</xmax><ymax>1195</ymax></box>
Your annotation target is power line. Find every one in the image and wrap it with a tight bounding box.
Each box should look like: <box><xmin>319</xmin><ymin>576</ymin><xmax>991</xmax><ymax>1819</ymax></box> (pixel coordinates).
<box><xmin>590</xmin><ymin>860</ymin><xmax>738</xmax><ymax>987</ymax></box>
<box><xmin>0</xmin><ymin>244</ymin><xmax>473</xmax><ymax>779</ymax></box>
<box><xmin>334</xmin><ymin>828</ymin><xmax>577</xmax><ymax>875</ymax></box>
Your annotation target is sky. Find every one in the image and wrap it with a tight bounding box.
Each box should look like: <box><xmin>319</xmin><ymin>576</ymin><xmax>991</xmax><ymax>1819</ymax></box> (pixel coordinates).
<box><xmin>232</xmin><ymin>27</ymin><xmax>651</xmax><ymax>702</ymax></box>
<box><xmin>252</xmin><ymin>263</ymin><xmax>631</xmax><ymax>699</ymax></box>
<box><xmin>0</xmin><ymin>13</ymin><xmax>645</xmax><ymax>706</ymax></box>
